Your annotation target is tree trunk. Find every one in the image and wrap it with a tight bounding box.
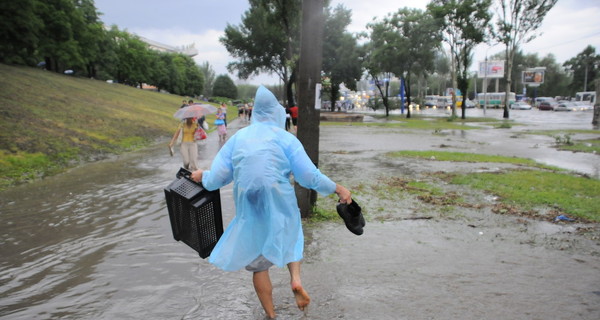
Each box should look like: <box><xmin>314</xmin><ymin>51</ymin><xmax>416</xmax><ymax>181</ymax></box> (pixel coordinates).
<box><xmin>503</xmin><ymin>47</ymin><xmax>512</xmax><ymax>119</ymax></box>
<box><xmin>287</xmin><ymin>68</ymin><xmax>296</xmax><ymax>107</ymax></box>
<box><xmin>451</xmin><ymin>52</ymin><xmax>457</xmax><ymax>117</ymax></box>
<box><xmin>295</xmin><ymin>0</ymin><xmax>324</xmax><ymax>218</ymax></box>
<box><xmin>331</xmin><ymin>81</ymin><xmax>340</xmax><ymax>110</ymax></box>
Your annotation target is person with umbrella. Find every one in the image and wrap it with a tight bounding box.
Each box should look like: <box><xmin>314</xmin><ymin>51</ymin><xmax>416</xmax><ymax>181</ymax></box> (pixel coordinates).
<box><xmin>169</xmin><ymin>117</ymin><xmax>199</xmax><ymax>171</ymax></box>
<box><xmin>169</xmin><ymin>103</ymin><xmax>218</xmax><ymax>170</ymax></box>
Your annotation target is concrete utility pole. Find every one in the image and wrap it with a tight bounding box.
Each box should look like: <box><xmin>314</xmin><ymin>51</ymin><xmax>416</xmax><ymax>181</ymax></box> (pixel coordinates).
<box><xmin>593</xmin><ymin>79</ymin><xmax>600</xmax><ymax>126</ymax></box>
<box><xmin>295</xmin><ymin>0</ymin><xmax>324</xmax><ymax>218</ymax></box>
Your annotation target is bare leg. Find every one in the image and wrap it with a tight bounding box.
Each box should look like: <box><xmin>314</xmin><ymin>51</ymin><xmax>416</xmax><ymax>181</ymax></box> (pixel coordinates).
<box><xmin>253</xmin><ymin>270</ymin><xmax>276</xmax><ymax>319</ymax></box>
<box><xmin>287</xmin><ymin>261</ymin><xmax>310</xmax><ymax>311</ymax></box>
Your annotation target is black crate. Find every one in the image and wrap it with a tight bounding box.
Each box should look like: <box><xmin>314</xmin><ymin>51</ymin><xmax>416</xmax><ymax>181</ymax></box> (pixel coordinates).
<box><xmin>164</xmin><ymin>168</ymin><xmax>224</xmax><ymax>258</ymax></box>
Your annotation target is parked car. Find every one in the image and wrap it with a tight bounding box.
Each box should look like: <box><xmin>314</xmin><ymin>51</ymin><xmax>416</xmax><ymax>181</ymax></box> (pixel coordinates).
<box><xmin>554</xmin><ymin>102</ymin><xmax>578</xmax><ymax>111</ymax></box>
<box><xmin>510</xmin><ymin>101</ymin><xmax>532</xmax><ymax>110</ymax></box>
<box><xmin>464</xmin><ymin>99</ymin><xmax>476</xmax><ymax>108</ymax></box>
<box><xmin>538</xmin><ymin>101</ymin><xmax>556</xmax><ymax>111</ymax></box>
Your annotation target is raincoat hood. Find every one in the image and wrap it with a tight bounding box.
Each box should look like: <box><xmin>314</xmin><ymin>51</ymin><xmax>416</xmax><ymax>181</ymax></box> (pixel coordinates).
<box><xmin>251</xmin><ymin>86</ymin><xmax>286</xmax><ymax>129</ymax></box>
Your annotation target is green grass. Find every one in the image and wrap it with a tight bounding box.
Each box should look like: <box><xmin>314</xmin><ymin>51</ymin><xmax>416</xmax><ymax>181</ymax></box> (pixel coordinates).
<box><xmin>450</xmin><ymin>170</ymin><xmax>600</xmax><ymax>222</ymax></box>
<box><xmin>387</xmin><ymin>150</ymin><xmax>558</xmax><ymax>169</ymax></box>
<box><xmin>384</xmin><ymin>150</ymin><xmax>599</xmax><ymax>221</ymax></box>
<box><xmin>322</xmin><ymin>115</ymin><xmax>503</xmax><ymax>131</ymax></box>
<box><xmin>0</xmin><ymin>64</ymin><xmax>231</xmax><ymax>189</ymax></box>
<box><xmin>557</xmin><ymin>138</ymin><xmax>600</xmax><ymax>154</ymax></box>
<box><xmin>523</xmin><ymin>130</ymin><xmax>600</xmax><ymax>155</ymax></box>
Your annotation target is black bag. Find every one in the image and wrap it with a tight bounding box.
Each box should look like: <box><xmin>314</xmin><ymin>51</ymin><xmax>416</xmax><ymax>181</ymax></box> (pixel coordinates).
<box><xmin>164</xmin><ymin>168</ymin><xmax>224</xmax><ymax>258</ymax></box>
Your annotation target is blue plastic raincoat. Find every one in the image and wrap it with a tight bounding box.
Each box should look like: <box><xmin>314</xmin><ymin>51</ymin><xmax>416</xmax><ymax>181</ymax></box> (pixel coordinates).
<box><xmin>202</xmin><ymin>86</ymin><xmax>336</xmax><ymax>271</ymax></box>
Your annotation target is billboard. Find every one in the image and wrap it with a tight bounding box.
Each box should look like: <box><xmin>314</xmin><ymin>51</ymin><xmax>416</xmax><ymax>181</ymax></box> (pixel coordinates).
<box><xmin>522</xmin><ymin>70</ymin><xmax>545</xmax><ymax>85</ymax></box>
<box><xmin>478</xmin><ymin>60</ymin><xmax>505</xmax><ymax>78</ymax></box>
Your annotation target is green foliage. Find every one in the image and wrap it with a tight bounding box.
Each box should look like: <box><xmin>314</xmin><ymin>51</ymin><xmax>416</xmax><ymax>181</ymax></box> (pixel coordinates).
<box><xmin>322</xmin><ymin>4</ymin><xmax>363</xmax><ymax>104</ymax></box>
<box><xmin>0</xmin><ymin>0</ymin><xmax>42</xmax><ymax>65</ymax></box>
<box><xmin>220</xmin><ymin>0</ymin><xmax>301</xmax><ymax>105</ymax></box>
<box><xmin>428</xmin><ymin>0</ymin><xmax>492</xmax><ymax>118</ymax></box>
<box><xmin>212</xmin><ymin>75</ymin><xmax>238</xmax><ymax>99</ymax></box>
<box><xmin>236</xmin><ymin>84</ymin><xmax>260</xmax><ymax>100</ymax></box>
<box><xmin>0</xmin><ymin>1</ymin><xmax>204</xmax><ymax>97</ymax></box>
<box><xmin>553</xmin><ymin>133</ymin><xmax>573</xmax><ymax>146</ymax></box>
<box><xmin>364</xmin><ymin>7</ymin><xmax>442</xmax><ymax>116</ymax></box>
<box><xmin>563</xmin><ymin>45</ymin><xmax>599</xmax><ymax>93</ymax></box>
<box><xmin>492</xmin><ymin>0</ymin><xmax>558</xmax><ymax>117</ymax></box>
<box><xmin>199</xmin><ymin>61</ymin><xmax>216</xmax><ymax>97</ymax></box>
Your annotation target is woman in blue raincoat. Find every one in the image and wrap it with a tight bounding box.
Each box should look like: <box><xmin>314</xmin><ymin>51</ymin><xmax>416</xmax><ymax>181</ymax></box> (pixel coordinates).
<box><xmin>191</xmin><ymin>86</ymin><xmax>351</xmax><ymax>319</ymax></box>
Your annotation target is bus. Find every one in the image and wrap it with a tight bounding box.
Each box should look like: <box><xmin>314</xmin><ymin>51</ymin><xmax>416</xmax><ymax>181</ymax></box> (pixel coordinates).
<box><xmin>575</xmin><ymin>91</ymin><xmax>596</xmax><ymax>105</ymax></box>
<box><xmin>477</xmin><ymin>92</ymin><xmax>516</xmax><ymax>108</ymax></box>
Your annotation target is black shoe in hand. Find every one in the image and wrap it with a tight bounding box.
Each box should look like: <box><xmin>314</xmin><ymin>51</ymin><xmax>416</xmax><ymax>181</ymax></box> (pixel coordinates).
<box><xmin>336</xmin><ymin>199</ymin><xmax>365</xmax><ymax>236</ymax></box>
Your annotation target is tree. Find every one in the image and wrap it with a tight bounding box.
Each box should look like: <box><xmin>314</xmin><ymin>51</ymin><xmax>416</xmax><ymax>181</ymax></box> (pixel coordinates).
<box><xmin>147</xmin><ymin>51</ymin><xmax>169</xmax><ymax>92</ymax></box>
<box><xmin>322</xmin><ymin>4</ymin><xmax>363</xmax><ymax>106</ymax></box>
<box><xmin>493</xmin><ymin>0</ymin><xmax>558</xmax><ymax>118</ymax></box>
<box><xmin>199</xmin><ymin>61</ymin><xmax>216</xmax><ymax>97</ymax></box>
<box><xmin>213</xmin><ymin>75</ymin><xmax>238</xmax><ymax>99</ymax></box>
<box><xmin>72</xmin><ymin>0</ymin><xmax>105</xmax><ymax>78</ymax></box>
<box><xmin>113</xmin><ymin>30</ymin><xmax>151</xmax><ymax>87</ymax></box>
<box><xmin>0</xmin><ymin>0</ymin><xmax>42</xmax><ymax>65</ymax></box>
<box><xmin>564</xmin><ymin>45</ymin><xmax>599</xmax><ymax>93</ymax></box>
<box><xmin>220</xmin><ymin>0</ymin><xmax>301</xmax><ymax>107</ymax></box>
<box><xmin>365</xmin><ymin>8</ymin><xmax>441</xmax><ymax>117</ymax></box>
<box><xmin>428</xmin><ymin>0</ymin><xmax>491</xmax><ymax>119</ymax></box>
<box><xmin>36</xmin><ymin>0</ymin><xmax>84</xmax><ymax>72</ymax></box>
<box><xmin>182</xmin><ymin>57</ymin><xmax>204</xmax><ymax>97</ymax></box>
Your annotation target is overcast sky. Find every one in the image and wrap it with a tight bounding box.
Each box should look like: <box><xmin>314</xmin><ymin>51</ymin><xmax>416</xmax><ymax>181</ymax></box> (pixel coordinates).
<box><xmin>94</xmin><ymin>0</ymin><xmax>600</xmax><ymax>86</ymax></box>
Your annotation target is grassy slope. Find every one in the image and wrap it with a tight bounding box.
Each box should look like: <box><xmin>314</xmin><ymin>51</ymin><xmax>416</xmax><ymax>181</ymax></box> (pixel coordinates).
<box><xmin>0</xmin><ymin>64</ymin><xmax>220</xmax><ymax>189</ymax></box>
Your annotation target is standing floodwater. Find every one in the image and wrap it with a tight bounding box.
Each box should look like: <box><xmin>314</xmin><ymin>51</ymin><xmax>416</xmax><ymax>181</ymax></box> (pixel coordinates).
<box><xmin>1</xmin><ymin>112</ymin><xmax>599</xmax><ymax>319</ymax></box>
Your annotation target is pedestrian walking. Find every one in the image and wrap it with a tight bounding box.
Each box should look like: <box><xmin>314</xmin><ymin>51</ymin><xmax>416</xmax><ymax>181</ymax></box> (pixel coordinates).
<box><xmin>289</xmin><ymin>104</ymin><xmax>298</xmax><ymax>132</ymax></box>
<box><xmin>169</xmin><ymin>118</ymin><xmax>199</xmax><ymax>171</ymax></box>
<box><xmin>190</xmin><ymin>86</ymin><xmax>353</xmax><ymax>319</ymax></box>
<box><xmin>220</xmin><ymin>103</ymin><xmax>228</xmax><ymax>127</ymax></box>
<box><xmin>215</xmin><ymin>107</ymin><xmax>227</xmax><ymax>142</ymax></box>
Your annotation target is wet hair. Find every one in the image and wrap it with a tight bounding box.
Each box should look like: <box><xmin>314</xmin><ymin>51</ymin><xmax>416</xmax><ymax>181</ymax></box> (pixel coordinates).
<box><xmin>188</xmin><ymin>100</ymin><xmax>194</xmax><ymax>104</ymax></box>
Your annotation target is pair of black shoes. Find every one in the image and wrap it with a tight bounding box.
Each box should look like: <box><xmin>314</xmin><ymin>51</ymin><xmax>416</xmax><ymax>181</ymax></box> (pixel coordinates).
<box><xmin>336</xmin><ymin>200</ymin><xmax>365</xmax><ymax>236</ymax></box>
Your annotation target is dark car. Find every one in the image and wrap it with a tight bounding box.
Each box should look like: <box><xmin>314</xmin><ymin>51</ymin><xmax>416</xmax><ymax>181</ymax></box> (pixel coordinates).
<box><xmin>538</xmin><ymin>101</ymin><xmax>555</xmax><ymax>111</ymax></box>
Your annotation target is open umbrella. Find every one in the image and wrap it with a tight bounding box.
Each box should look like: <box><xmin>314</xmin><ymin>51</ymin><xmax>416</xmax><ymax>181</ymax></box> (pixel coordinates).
<box><xmin>173</xmin><ymin>103</ymin><xmax>218</xmax><ymax>120</ymax></box>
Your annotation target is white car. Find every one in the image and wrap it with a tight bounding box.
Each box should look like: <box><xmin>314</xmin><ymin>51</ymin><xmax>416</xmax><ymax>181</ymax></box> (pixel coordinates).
<box><xmin>554</xmin><ymin>102</ymin><xmax>578</xmax><ymax>111</ymax></box>
<box><xmin>573</xmin><ymin>101</ymin><xmax>593</xmax><ymax>111</ymax></box>
<box><xmin>464</xmin><ymin>99</ymin><xmax>476</xmax><ymax>108</ymax></box>
<box><xmin>510</xmin><ymin>101</ymin><xmax>532</xmax><ymax>110</ymax></box>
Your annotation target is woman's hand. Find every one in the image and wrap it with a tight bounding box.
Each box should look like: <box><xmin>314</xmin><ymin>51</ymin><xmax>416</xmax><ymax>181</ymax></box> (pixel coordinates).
<box><xmin>335</xmin><ymin>184</ymin><xmax>352</xmax><ymax>204</ymax></box>
<box><xmin>190</xmin><ymin>169</ymin><xmax>203</xmax><ymax>183</ymax></box>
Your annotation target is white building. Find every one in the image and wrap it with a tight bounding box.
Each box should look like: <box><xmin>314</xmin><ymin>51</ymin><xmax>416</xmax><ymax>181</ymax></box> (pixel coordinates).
<box><xmin>137</xmin><ymin>35</ymin><xmax>198</xmax><ymax>57</ymax></box>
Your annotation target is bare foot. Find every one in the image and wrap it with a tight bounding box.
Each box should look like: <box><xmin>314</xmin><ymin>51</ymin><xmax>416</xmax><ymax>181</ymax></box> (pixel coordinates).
<box><xmin>291</xmin><ymin>282</ymin><xmax>310</xmax><ymax>311</ymax></box>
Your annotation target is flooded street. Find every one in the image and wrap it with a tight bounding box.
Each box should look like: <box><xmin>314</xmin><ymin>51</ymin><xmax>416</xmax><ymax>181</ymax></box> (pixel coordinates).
<box><xmin>1</xmin><ymin>111</ymin><xmax>599</xmax><ymax>319</ymax></box>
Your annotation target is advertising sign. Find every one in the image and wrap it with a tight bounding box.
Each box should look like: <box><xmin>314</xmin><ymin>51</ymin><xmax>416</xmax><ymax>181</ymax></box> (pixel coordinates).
<box><xmin>522</xmin><ymin>69</ymin><xmax>545</xmax><ymax>85</ymax></box>
<box><xmin>478</xmin><ymin>60</ymin><xmax>505</xmax><ymax>78</ymax></box>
